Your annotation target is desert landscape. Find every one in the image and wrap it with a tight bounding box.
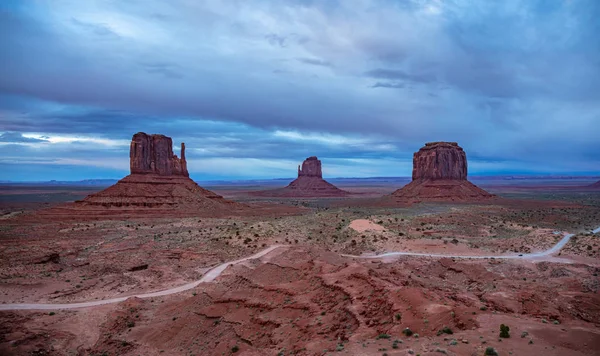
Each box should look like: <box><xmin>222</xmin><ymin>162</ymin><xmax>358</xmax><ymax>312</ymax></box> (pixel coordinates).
<box><xmin>1</xmin><ymin>1</ymin><xmax>599</xmax><ymax>355</ymax></box>
<box><xmin>1</xmin><ymin>134</ymin><xmax>599</xmax><ymax>356</ymax></box>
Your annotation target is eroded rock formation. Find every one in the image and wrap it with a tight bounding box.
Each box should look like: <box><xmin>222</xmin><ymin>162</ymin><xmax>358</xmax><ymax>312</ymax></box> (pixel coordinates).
<box><xmin>254</xmin><ymin>156</ymin><xmax>348</xmax><ymax>197</ymax></box>
<box><xmin>298</xmin><ymin>156</ymin><xmax>323</xmax><ymax>178</ymax></box>
<box><xmin>130</xmin><ymin>132</ymin><xmax>189</xmax><ymax>177</ymax></box>
<box><xmin>392</xmin><ymin>142</ymin><xmax>494</xmax><ymax>202</ymax></box>
<box><xmin>412</xmin><ymin>142</ymin><xmax>467</xmax><ymax>180</ymax></box>
<box><xmin>38</xmin><ymin>132</ymin><xmax>246</xmax><ymax>219</ymax></box>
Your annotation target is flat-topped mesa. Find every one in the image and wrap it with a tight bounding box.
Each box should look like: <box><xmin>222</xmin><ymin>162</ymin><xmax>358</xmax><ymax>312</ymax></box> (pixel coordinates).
<box><xmin>412</xmin><ymin>142</ymin><xmax>467</xmax><ymax>181</ymax></box>
<box><xmin>297</xmin><ymin>156</ymin><xmax>323</xmax><ymax>178</ymax></box>
<box><xmin>392</xmin><ymin>141</ymin><xmax>494</xmax><ymax>202</ymax></box>
<box><xmin>130</xmin><ymin>132</ymin><xmax>189</xmax><ymax>177</ymax></box>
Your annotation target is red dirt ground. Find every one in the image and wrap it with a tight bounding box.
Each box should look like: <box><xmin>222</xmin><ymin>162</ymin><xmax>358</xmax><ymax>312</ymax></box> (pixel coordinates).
<box><xmin>1</xmin><ymin>182</ymin><xmax>600</xmax><ymax>355</ymax></box>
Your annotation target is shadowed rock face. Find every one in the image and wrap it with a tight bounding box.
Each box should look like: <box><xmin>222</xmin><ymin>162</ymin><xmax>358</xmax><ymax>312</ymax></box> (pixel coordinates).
<box><xmin>298</xmin><ymin>156</ymin><xmax>323</xmax><ymax>178</ymax></box>
<box><xmin>412</xmin><ymin>142</ymin><xmax>467</xmax><ymax>180</ymax></box>
<box><xmin>130</xmin><ymin>132</ymin><xmax>189</xmax><ymax>177</ymax></box>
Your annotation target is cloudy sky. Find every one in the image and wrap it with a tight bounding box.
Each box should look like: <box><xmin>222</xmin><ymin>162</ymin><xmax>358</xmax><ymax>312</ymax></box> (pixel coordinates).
<box><xmin>1</xmin><ymin>0</ymin><xmax>599</xmax><ymax>181</ymax></box>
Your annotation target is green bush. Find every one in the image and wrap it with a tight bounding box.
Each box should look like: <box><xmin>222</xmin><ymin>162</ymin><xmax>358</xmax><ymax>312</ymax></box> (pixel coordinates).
<box><xmin>499</xmin><ymin>324</ymin><xmax>510</xmax><ymax>338</ymax></box>
<box><xmin>437</xmin><ymin>326</ymin><xmax>453</xmax><ymax>336</ymax></box>
<box><xmin>484</xmin><ymin>347</ymin><xmax>498</xmax><ymax>356</ymax></box>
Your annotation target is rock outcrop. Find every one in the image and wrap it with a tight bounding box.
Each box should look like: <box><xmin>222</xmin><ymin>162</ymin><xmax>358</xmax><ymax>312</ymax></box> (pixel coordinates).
<box><xmin>392</xmin><ymin>142</ymin><xmax>494</xmax><ymax>202</ymax></box>
<box><xmin>39</xmin><ymin>132</ymin><xmax>245</xmax><ymax>219</ymax></box>
<box><xmin>589</xmin><ymin>180</ymin><xmax>600</xmax><ymax>189</ymax></box>
<box><xmin>254</xmin><ymin>156</ymin><xmax>348</xmax><ymax>197</ymax></box>
<box><xmin>298</xmin><ymin>156</ymin><xmax>323</xmax><ymax>178</ymax></box>
<box><xmin>412</xmin><ymin>142</ymin><xmax>467</xmax><ymax>180</ymax></box>
<box><xmin>130</xmin><ymin>132</ymin><xmax>189</xmax><ymax>177</ymax></box>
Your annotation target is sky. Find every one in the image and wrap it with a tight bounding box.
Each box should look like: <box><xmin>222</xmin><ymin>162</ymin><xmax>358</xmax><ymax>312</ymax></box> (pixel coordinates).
<box><xmin>0</xmin><ymin>0</ymin><xmax>599</xmax><ymax>181</ymax></box>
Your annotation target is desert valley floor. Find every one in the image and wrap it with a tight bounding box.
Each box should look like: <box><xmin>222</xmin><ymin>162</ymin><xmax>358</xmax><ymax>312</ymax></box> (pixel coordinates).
<box><xmin>1</xmin><ymin>178</ymin><xmax>600</xmax><ymax>356</ymax></box>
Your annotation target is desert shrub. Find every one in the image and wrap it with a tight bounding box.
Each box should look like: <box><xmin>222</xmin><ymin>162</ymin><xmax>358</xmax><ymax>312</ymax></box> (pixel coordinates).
<box><xmin>402</xmin><ymin>328</ymin><xmax>413</xmax><ymax>336</ymax></box>
<box><xmin>437</xmin><ymin>326</ymin><xmax>453</xmax><ymax>336</ymax></box>
<box><xmin>377</xmin><ymin>334</ymin><xmax>391</xmax><ymax>339</ymax></box>
<box><xmin>484</xmin><ymin>347</ymin><xmax>498</xmax><ymax>356</ymax></box>
<box><xmin>231</xmin><ymin>345</ymin><xmax>239</xmax><ymax>353</ymax></box>
<box><xmin>499</xmin><ymin>324</ymin><xmax>510</xmax><ymax>338</ymax></box>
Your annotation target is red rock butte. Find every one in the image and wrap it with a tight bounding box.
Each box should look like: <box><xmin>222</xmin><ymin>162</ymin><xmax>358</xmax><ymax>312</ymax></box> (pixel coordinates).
<box><xmin>392</xmin><ymin>142</ymin><xmax>495</xmax><ymax>202</ymax></box>
<box><xmin>130</xmin><ymin>133</ymin><xmax>189</xmax><ymax>177</ymax></box>
<box><xmin>589</xmin><ymin>180</ymin><xmax>600</xmax><ymax>189</ymax></box>
<box><xmin>37</xmin><ymin>132</ymin><xmax>244</xmax><ymax>219</ymax></box>
<box><xmin>254</xmin><ymin>156</ymin><xmax>348</xmax><ymax>197</ymax></box>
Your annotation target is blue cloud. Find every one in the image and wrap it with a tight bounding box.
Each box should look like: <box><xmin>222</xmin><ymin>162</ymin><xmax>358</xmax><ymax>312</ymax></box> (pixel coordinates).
<box><xmin>0</xmin><ymin>0</ymin><xmax>598</xmax><ymax>180</ymax></box>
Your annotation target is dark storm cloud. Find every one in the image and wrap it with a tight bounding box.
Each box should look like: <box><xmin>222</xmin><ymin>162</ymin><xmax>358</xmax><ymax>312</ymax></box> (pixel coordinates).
<box><xmin>141</xmin><ymin>62</ymin><xmax>184</xmax><ymax>79</ymax></box>
<box><xmin>365</xmin><ymin>69</ymin><xmax>436</xmax><ymax>84</ymax></box>
<box><xmin>0</xmin><ymin>0</ymin><xmax>599</xmax><ymax>179</ymax></box>
<box><xmin>70</xmin><ymin>18</ymin><xmax>120</xmax><ymax>38</ymax></box>
<box><xmin>297</xmin><ymin>58</ymin><xmax>333</xmax><ymax>67</ymax></box>
<box><xmin>371</xmin><ymin>82</ymin><xmax>405</xmax><ymax>89</ymax></box>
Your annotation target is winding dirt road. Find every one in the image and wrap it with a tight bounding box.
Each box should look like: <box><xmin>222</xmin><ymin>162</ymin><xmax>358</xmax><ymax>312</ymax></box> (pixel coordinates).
<box><xmin>1</xmin><ymin>226</ymin><xmax>598</xmax><ymax>311</ymax></box>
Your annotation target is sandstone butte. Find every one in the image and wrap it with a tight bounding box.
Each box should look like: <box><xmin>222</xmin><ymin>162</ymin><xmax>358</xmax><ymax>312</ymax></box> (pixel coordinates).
<box><xmin>255</xmin><ymin>156</ymin><xmax>348</xmax><ymax>197</ymax></box>
<box><xmin>37</xmin><ymin>132</ymin><xmax>243</xmax><ymax>219</ymax></box>
<box><xmin>392</xmin><ymin>142</ymin><xmax>495</xmax><ymax>202</ymax></box>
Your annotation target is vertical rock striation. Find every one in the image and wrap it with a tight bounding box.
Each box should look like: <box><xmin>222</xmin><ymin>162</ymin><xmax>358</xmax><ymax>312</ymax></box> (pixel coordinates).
<box><xmin>412</xmin><ymin>142</ymin><xmax>467</xmax><ymax>180</ymax></box>
<box><xmin>130</xmin><ymin>132</ymin><xmax>189</xmax><ymax>177</ymax></box>
<box><xmin>297</xmin><ymin>156</ymin><xmax>323</xmax><ymax>178</ymax></box>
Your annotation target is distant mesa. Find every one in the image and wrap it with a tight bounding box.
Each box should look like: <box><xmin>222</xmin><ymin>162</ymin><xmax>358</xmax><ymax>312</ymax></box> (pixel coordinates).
<box><xmin>589</xmin><ymin>180</ymin><xmax>600</xmax><ymax>189</ymax></box>
<box><xmin>39</xmin><ymin>132</ymin><xmax>244</xmax><ymax>218</ymax></box>
<box><xmin>392</xmin><ymin>142</ymin><xmax>495</xmax><ymax>202</ymax></box>
<box><xmin>254</xmin><ymin>156</ymin><xmax>349</xmax><ymax>197</ymax></box>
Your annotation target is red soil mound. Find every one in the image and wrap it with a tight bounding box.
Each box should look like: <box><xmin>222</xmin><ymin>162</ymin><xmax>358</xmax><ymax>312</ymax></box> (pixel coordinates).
<box><xmin>34</xmin><ymin>174</ymin><xmax>245</xmax><ymax>219</ymax></box>
<box><xmin>392</xmin><ymin>179</ymin><xmax>495</xmax><ymax>202</ymax></box>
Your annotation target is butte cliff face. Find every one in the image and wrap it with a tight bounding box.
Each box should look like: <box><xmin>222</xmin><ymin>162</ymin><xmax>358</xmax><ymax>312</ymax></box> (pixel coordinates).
<box><xmin>392</xmin><ymin>142</ymin><xmax>494</xmax><ymax>202</ymax></box>
<box><xmin>412</xmin><ymin>142</ymin><xmax>467</xmax><ymax>180</ymax></box>
<box><xmin>255</xmin><ymin>156</ymin><xmax>348</xmax><ymax>197</ymax></box>
<box><xmin>297</xmin><ymin>156</ymin><xmax>323</xmax><ymax>178</ymax></box>
<box><xmin>39</xmin><ymin>132</ymin><xmax>243</xmax><ymax>219</ymax></box>
<box><xmin>130</xmin><ymin>132</ymin><xmax>189</xmax><ymax>177</ymax></box>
